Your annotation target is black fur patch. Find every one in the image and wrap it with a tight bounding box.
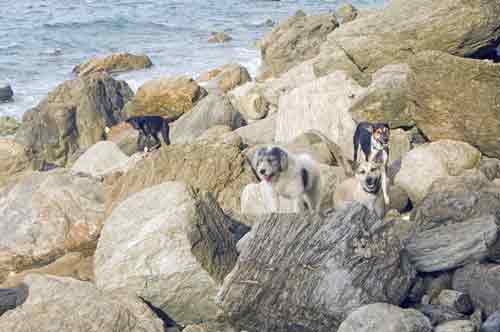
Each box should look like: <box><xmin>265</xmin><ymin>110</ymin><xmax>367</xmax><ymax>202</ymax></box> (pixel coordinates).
<box><xmin>125</xmin><ymin>116</ymin><xmax>171</xmax><ymax>151</ymax></box>
<box><xmin>301</xmin><ymin>168</ymin><xmax>308</xmax><ymax>189</ymax></box>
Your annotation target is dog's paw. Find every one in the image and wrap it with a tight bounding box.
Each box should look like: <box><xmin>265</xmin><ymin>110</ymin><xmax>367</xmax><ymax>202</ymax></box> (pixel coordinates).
<box><xmin>384</xmin><ymin>196</ymin><xmax>390</xmax><ymax>205</ymax></box>
<box><xmin>143</xmin><ymin>146</ymin><xmax>149</xmax><ymax>153</ymax></box>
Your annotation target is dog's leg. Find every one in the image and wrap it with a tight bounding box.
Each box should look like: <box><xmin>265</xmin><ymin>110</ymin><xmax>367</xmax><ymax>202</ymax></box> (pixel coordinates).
<box><xmin>151</xmin><ymin>132</ymin><xmax>161</xmax><ymax>150</ymax></box>
<box><xmin>382</xmin><ymin>169</ymin><xmax>390</xmax><ymax>206</ymax></box>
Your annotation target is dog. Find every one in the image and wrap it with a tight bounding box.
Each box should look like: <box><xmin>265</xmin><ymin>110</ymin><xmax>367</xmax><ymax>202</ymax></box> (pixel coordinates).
<box><xmin>353</xmin><ymin>122</ymin><xmax>390</xmax><ymax>204</ymax></box>
<box><xmin>333</xmin><ymin>152</ymin><xmax>386</xmax><ymax>218</ymax></box>
<box><xmin>252</xmin><ymin>146</ymin><xmax>321</xmax><ymax>212</ymax></box>
<box><xmin>125</xmin><ymin>116</ymin><xmax>171</xmax><ymax>152</ymax></box>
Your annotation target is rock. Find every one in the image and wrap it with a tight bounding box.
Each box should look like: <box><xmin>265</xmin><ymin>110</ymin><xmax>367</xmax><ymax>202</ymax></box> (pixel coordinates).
<box><xmin>208</xmin><ymin>32</ymin><xmax>232</xmax><ymax>43</ymax></box>
<box><xmin>124</xmin><ymin>76</ymin><xmax>207</xmax><ymax>118</ymax></box>
<box><xmin>216</xmin><ymin>204</ymin><xmax>416</xmax><ymax>331</ymax></box>
<box><xmin>240</xmin><ymin>164</ymin><xmax>345</xmax><ymax>214</ymax></box>
<box><xmin>197</xmin><ymin>68</ymin><xmax>222</xmax><ymax>82</ymax></box>
<box><xmin>481</xmin><ymin>311</ymin><xmax>500</xmax><ymax>332</ymax></box>
<box><xmin>435</xmin><ymin>320</ymin><xmax>475</xmax><ymax>332</ymax></box>
<box><xmin>0</xmin><ymin>284</ymin><xmax>28</xmax><ymax>316</ymax></box>
<box><xmin>0</xmin><ymin>84</ymin><xmax>13</xmax><ymax>102</ymax></box>
<box><xmin>422</xmin><ymin>273</ymin><xmax>453</xmax><ymax>303</ymax></box>
<box><xmin>170</xmin><ymin>94</ymin><xmax>244</xmax><ymax>144</ymax></box>
<box><xmin>183</xmin><ymin>323</ymin><xmax>235</xmax><ymax>332</ymax></box>
<box><xmin>229</xmin><ymin>82</ymin><xmax>269</xmax><ymax>121</ymax></box>
<box><xmin>418</xmin><ymin>304</ymin><xmax>467</xmax><ymax>326</ymax></box>
<box><xmin>453</xmin><ymin>263</ymin><xmax>500</xmax><ymax>316</ymax></box>
<box><xmin>276</xmin><ymin>71</ymin><xmax>365</xmax><ymax>158</ymax></box>
<box><xmin>73</xmin><ymin>53</ymin><xmax>153</xmax><ymax>77</ymax></box>
<box><xmin>471</xmin><ymin>309</ymin><xmax>484</xmax><ymax>332</ymax></box>
<box><xmin>436</xmin><ymin>290</ymin><xmax>474</xmax><ymax>315</ymax></box>
<box><xmin>338</xmin><ymin>303</ymin><xmax>432</xmax><ymax>332</ymax></box>
<box><xmin>479</xmin><ymin>157</ymin><xmax>500</xmax><ymax>181</ymax></box>
<box><xmin>407</xmin><ymin>51</ymin><xmax>500</xmax><ymax>158</ymax></box>
<box><xmin>349</xmin><ymin>64</ymin><xmax>414</xmax><ymax>127</ymax></box>
<box><xmin>235</xmin><ymin>113</ymin><xmax>276</xmax><ymax>145</ymax></box>
<box><xmin>406</xmin><ymin>214</ymin><xmax>498</xmax><ymax>272</ymax></box>
<box><xmin>337</xmin><ymin>3</ymin><xmax>358</xmax><ymax>23</ymax></box>
<box><xmin>0</xmin><ymin>139</ymin><xmax>32</xmax><ymax>187</ymax></box>
<box><xmin>0</xmin><ymin>170</ymin><xmax>105</xmax><ymax>283</ymax></box>
<box><xmin>0</xmin><ymin>252</ymin><xmax>93</xmax><ymax>288</ymax></box>
<box><xmin>394</xmin><ymin>140</ymin><xmax>481</xmax><ymax>204</ymax></box>
<box><xmin>196</xmin><ymin>125</ymin><xmax>242</xmax><ymax>147</ymax></box>
<box><xmin>0</xmin><ymin>274</ymin><xmax>164</xmax><ymax>332</ymax></box>
<box><xmin>105</xmin><ymin>141</ymin><xmax>255</xmax><ymax>216</ymax></box>
<box><xmin>216</xmin><ymin>63</ymin><xmax>251</xmax><ymax>93</ymax></box>
<box><xmin>0</xmin><ymin>116</ymin><xmax>20</xmax><ymax>136</ymax></box>
<box><xmin>71</xmin><ymin>141</ymin><xmax>130</xmax><ymax>177</ymax></box>
<box><xmin>259</xmin><ymin>10</ymin><xmax>338</xmax><ymax>78</ymax></box>
<box><xmin>96</xmin><ymin>183</ymin><xmax>244</xmax><ymax>324</ymax></box>
<box><xmin>15</xmin><ymin>73</ymin><xmax>133</xmax><ymax>166</ymax></box>
<box><xmin>317</xmin><ymin>0</ymin><xmax>500</xmax><ymax>78</ymax></box>
<box><xmin>389</xmin><ymin>128</ymin><xmax>411</xmax><ymax>165</ymax></box>
<box><xmin>106</xmin><ymin>122</ymin><xmax>139</xmax><ymax>155</ymax></box>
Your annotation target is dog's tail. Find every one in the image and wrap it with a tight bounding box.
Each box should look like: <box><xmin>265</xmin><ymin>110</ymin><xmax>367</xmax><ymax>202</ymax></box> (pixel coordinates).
<box><xmin>306</xmin><ymin>129</ymin><xmax>354</xmax><ymax>176</ymax></box>
<box><xmin>161</xmin><ymin>119</ymin><xmax>171</xmax><ymax>145</ymax></box>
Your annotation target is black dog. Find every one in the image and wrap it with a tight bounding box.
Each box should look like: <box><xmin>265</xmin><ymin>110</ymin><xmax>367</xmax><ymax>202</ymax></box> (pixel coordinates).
<box><xmin>353</xmin><ymin>121</ymin><xmax>390</xmax><ymax>163</ymax></box>
<box><xmin>125</xmin><ymin>116</ymin><xmax>171</xmax><ymax>151</ymax></box>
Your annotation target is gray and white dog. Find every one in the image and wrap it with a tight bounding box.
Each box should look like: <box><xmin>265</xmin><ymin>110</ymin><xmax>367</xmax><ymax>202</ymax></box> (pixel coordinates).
<box><xmin>333</xmin><ymin>151</ymin><xmax>386</xmax><ymax>218</ymax></box>
<box><xmin>252</xmin><ymin>146</ymin><xmax>321</xmax><ymax>212</ymax></box>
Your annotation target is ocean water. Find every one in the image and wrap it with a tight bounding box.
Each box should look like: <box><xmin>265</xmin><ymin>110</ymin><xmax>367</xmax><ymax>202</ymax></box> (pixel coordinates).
<box><xmin>0</xmin><ymin>0</ymin><xmax>385</xmax><ymax>118</ymax></box>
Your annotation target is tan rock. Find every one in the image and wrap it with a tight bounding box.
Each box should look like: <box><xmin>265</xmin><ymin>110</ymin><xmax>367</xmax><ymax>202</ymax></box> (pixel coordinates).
<box><xmin>106</xmin><ymin>122</ymin><xmax>138</xmax><ymax>155</ymax></box>
<box><xmin>0</xmin><ymin>116</ymin><xmax>20</xmax><ymax>136</ymax></box>
<box><xmin>208</xmin><ymin>32</ymin><xmax>233</xmax><ymax>43</ymax></box>
<box><xmin>73</xmin><ymin>52</ymin><xmax>152</xmax><ymax>77</ymax></box>
<box><xmin>217</xmin><ymin>63</ymin><xmax>251</xmax><ymax>93</ymax></box>
<box><xmin>0</xmin><ymin>139</ymin><xmax>31</xmax><ymax>187</ymax></box>
<box><xmin>197</xmin><ymin>68</ymin><xmax>222</xmax><ymax>82</ymax></box>
<box><xmin>337</xmin><ymin>3</ymin><xmax>359</xmax><ymax>23</ymax></box>
<box><xmin>124</xmin><ymin>76</ymin><xmax>207</xmax><ymax>118</ymax></box>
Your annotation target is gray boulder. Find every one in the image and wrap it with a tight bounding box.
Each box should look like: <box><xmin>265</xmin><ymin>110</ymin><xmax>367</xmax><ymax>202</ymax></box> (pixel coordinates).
<box><xmin>71</xmin><ymin>141</ymin><xmax>130</xmax><ymax>177</ymax></box>
<box><xmin>15</xmin><ymin>73</ymin><xmax>133</xmax><ymax>166</ymax></box>
<box><xmin>338</xmin><ymin>303</ymin><xmax>432</xmax><ymax>332</ymax></box>
<box><xmin>0</xmin><ymin>284</ymin><xmax>28</xmax><ymax>316</ymax></box>
<box><xmin>216</xmin><ymin>204</ymin><xmax>416</xmax><ymax>332</ymax></box>
<box><xmin>435</xmin><ymin>320</ymin><xmax>475</xmax><ymax>332</ymax></box>
<box><xmin>0</xmin><ymin>84</ymin><xmax>13</xmax><ymax>102</ymax></box>
<box><xmin>0</xmin><ymin>274</ymin><xmax>164</xmax><ymax>332</ymax></box>
<box><xmin>418</xmin><ymin>305</ymin><xmax>467</xmax><ymax>326</ymax></box>
<box><xmin>235</xmin><ymin>113</ymin><xmax>276</xmax><ymax>145</ymax></box>
<box><xmin>481</xmin><ymin>311</ymin><xmax>500</xmax><ymax>332</ymax></box>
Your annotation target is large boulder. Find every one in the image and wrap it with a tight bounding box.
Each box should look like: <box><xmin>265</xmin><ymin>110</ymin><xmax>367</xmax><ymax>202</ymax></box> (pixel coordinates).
<box><xmin>216</xmin><ymin>204</ymin><xmax>416</xmax><ymax>332</ymax></box>
<box><xmin>95</xmin><ymin>183</ymin><xmax>243</xmax><ymax>325</ymax></box>
<box><xmin>453</xmin><ymin>263</ymin><xmax>500</xmax><ymax>316</ymax></box>
<box><xmin>235</xmin><ymin>113</ymin><xmax>276</xmax><ymax>145</ymax></box>
<box><xmin>228</xmin><ymin>82</ymin><xmax>269</xmax><ymax>121</ymax></box>
<box><xmin>276</xmin><ymin>71</ymin><xmax>365</xmax><ymax>157</ymax></box>
<box><xmin>338</xmin><ymin>303</ymin><xmax>432</xmax><ymax>332</ymax></box>
<box><xmin>216</xmin><ymin>63</ymin><xmax>251</xmax><ymax>93</ymax></box>
<box><xmin>105</xmin><ymin>142</ymin><xmax>256</xmax><ymax>215</ymax></box>
<box><xmin>408</xmin><ymin>51</ymin><xmax>500</xmax><ymax>158</ymax></box>
<box><xmin>71</xmin><ymin>141</ymin><xmax>130</xmax><ymax>177</ymax></box>
<box><xmin>124</xmin><ymin>76</ymin><xmax>207</xmax><ymax>118</ymax></box>
<box><xmin>395</xmin><ymin>140</ymin><xmax>481</xmax><ymax>204</ymax></box>
<box><xmin>259</xmin><ymin>10</ymin><xmax>338</xmax><ymax>79</ymax></box>
<box><xmin>14</xmin><ymin>73</ymin><xmax>133</xmax><ymax>166</ymax></box>
<box><xmin>315</xmin><ymin>0</ymin><xmax>500</xmax><ymax>78</ymax></box>
<box><xmin>106</xmin><ymin>122</ymin><xmax>139</xmax><ymax>155</ymax></box>
<box><xmin>0</xmin><ymin>274</ymin><xmax>164</xmax><ymax>332</ymax></box>
<box><xmin>0</xmin><ymin>170</ymin><xmax>105</xmax><ymax>283</ymax></box>
<box><xmin>73</xmin><ymin>53</ymin><xmax>153</xmax><ymax>77</ymax></box>
<box><xmin>170</xmin><ymin>93</ymin><xmax>244</xmax><ymax>144</ymax></box>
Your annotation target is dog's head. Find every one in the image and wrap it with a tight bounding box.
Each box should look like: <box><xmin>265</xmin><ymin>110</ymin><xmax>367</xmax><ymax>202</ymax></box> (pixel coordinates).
<box><xmin>253</xmin><ymin>146</ymin><xmax>288</xmax><ymax>183</ymax></box>
<box><xmin>125</xmin><ymin>117</ymin><xmax>140</xmax><ymax>130</ymax></box>
<box><xmin>372</xmin><ymin>123</ymin><xmax>390</xmax><ymax>147</ymax></box>
<box><xmin>355</xmin><ymin>158</ymin><xmax>383</xmax><ymax>194</ymax></box>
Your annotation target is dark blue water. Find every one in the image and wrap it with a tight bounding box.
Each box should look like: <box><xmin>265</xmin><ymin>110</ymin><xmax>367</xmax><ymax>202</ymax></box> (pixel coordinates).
<box><xmin>0</xmin><ymin>0</ymin><xmax>385</xmax><ymax>117</ymax></box>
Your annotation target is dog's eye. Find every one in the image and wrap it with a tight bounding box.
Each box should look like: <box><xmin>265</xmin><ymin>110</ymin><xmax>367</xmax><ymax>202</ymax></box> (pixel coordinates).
<box><xmin>370</xmin><ymin>168</ymin><xmax>377</xmax><ymax>172</ymax></box>
<box><xmin>359</xmin><ymin>170</ymin><xmax>366</xmax><ymax>175</ymax></box>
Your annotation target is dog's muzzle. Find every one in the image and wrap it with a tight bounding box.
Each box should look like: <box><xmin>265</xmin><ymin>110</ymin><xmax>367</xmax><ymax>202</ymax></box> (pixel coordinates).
<box><xmin>363</xmin><ymin>177</ymin><xmax>381</xmax><ymax>193</ymax></box>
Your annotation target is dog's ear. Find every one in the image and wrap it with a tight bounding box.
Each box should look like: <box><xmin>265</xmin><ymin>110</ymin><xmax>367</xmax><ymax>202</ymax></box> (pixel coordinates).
<box><xmin>270</xmin><ymin>147</ymin><xmax>288</xmax><ymax>171</ymax></box>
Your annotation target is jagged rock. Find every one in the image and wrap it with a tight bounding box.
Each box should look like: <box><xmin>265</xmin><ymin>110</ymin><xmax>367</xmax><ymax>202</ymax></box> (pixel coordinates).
<box><xmin>95</xmin><ymin>183</ymin><xmax>244</xmax><ymax>325</ymax></box>
<box><xmin>208</xmin><ymin>32</ymin><xmax>232</xmax><ymax>43</ymax></box>
<box><xmin>15</xmin><ymin>73</ymin><xmax>133</xmax><ymax>166</ymax></box>
<box><xmin>418</xmin><ymin>304</ymin><xmax>467</xmax><ymax>326</ymax></box>
<box><xmin>71</xmin><ymin>141</ymin><xmax>130</xmax><ymax>177</ymax></box>
<box><xmin>105</xmin><ymin>142</ymin><xmax>255</xmax><ymax>214</ymax></box>
<box><xmin>276</xmin><ymin>71</ymin><xmax>365</xmax><ymax>157</ymax></box>
<box><xmin>349</xmin><ymin>64</ymin><xmax>414</xmax><ymax>127</ymax></box>
<box><xmin>435</xmin><ymin>290</ymin><xmax>473</xmax><ymax>315</ymax></box>
<box><xmin>217</xmin><ymin>204</ymin><xmax>416</xmax><ymax>331</ymax></box>
<box><xmin>316</xmin><ymin>0</ymin><xmax>500</xmax><ymax>78</ymax></box>
<box><xmin>394</xmin><ymin>140</ymin><xmax>481</xmax><ymax>204</ymax></box>
<box><xmin>338</xmin><ymin>303</ymin><xmax>432</xmax><ymax>332</ymax></box>
<box><xmin>259</xmin><ymin>10</ymin><xmax>338</xmax><ymax>78</ymax></box>
<box><xmin>337</xmin><ymin>3</ymin><xmax>358</xmax><ymax>23</ymax></box>
<box><xmin>453</xmin><ymin>263</ymin><xmax>500</xmax><ymax>316</ymax></box>
<box><xmin>435</xmin><ymin>320</ymin><xmax>475</xmax><ymax>332</ymax></box>
<box><xmin>481</xmin><ymin>311</ymin><xmax>500</xmax><ymax>332</ymax></box>
<box><xmin>73</xmin><ymin>53</ymin><xmax>152</xmax><ymax>77</ymax></box>
<box><xmin>0</xmin><ymin>170</ymin><xmax>105</xmax><ymax>283</ymax></box>
<box><xmin>0</xmin><ymin>274</ymin><xmax>164</xmax><ymax>332</ymax></box>
<box><xmin>0</xmin><ymin>84</ymin><xmax>13</xmax><ymax>102</ymax></box>
<box><xmin>0</xmin><ymin>116</ymin><xmax>20</xmax><ymax>136</ymax></box>
<box><xmin>0</xmin><ymin>284</ymin><xmax>28</xmax><ymax>316</ymax></box>
<box><xmin>124</xmin><ymin>76</ymin><xmax>207</xmax><ymax>118</ymax></box>
<box><xmin>170</xmin><ymin>94</ymin><xmax>244</xmax><ymax>144</ymax></box>
<box><xmin>408</xmin><ymin>51</ymin><xmax>500</xmax><ymax>158</ymax></box>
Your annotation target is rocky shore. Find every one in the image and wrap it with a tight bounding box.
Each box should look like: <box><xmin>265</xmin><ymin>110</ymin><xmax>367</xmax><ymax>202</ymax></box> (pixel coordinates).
<box><xmin>1</xmin><ymin>0</ymin><xmax>500</xmax><ymax>331</ymax></box>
